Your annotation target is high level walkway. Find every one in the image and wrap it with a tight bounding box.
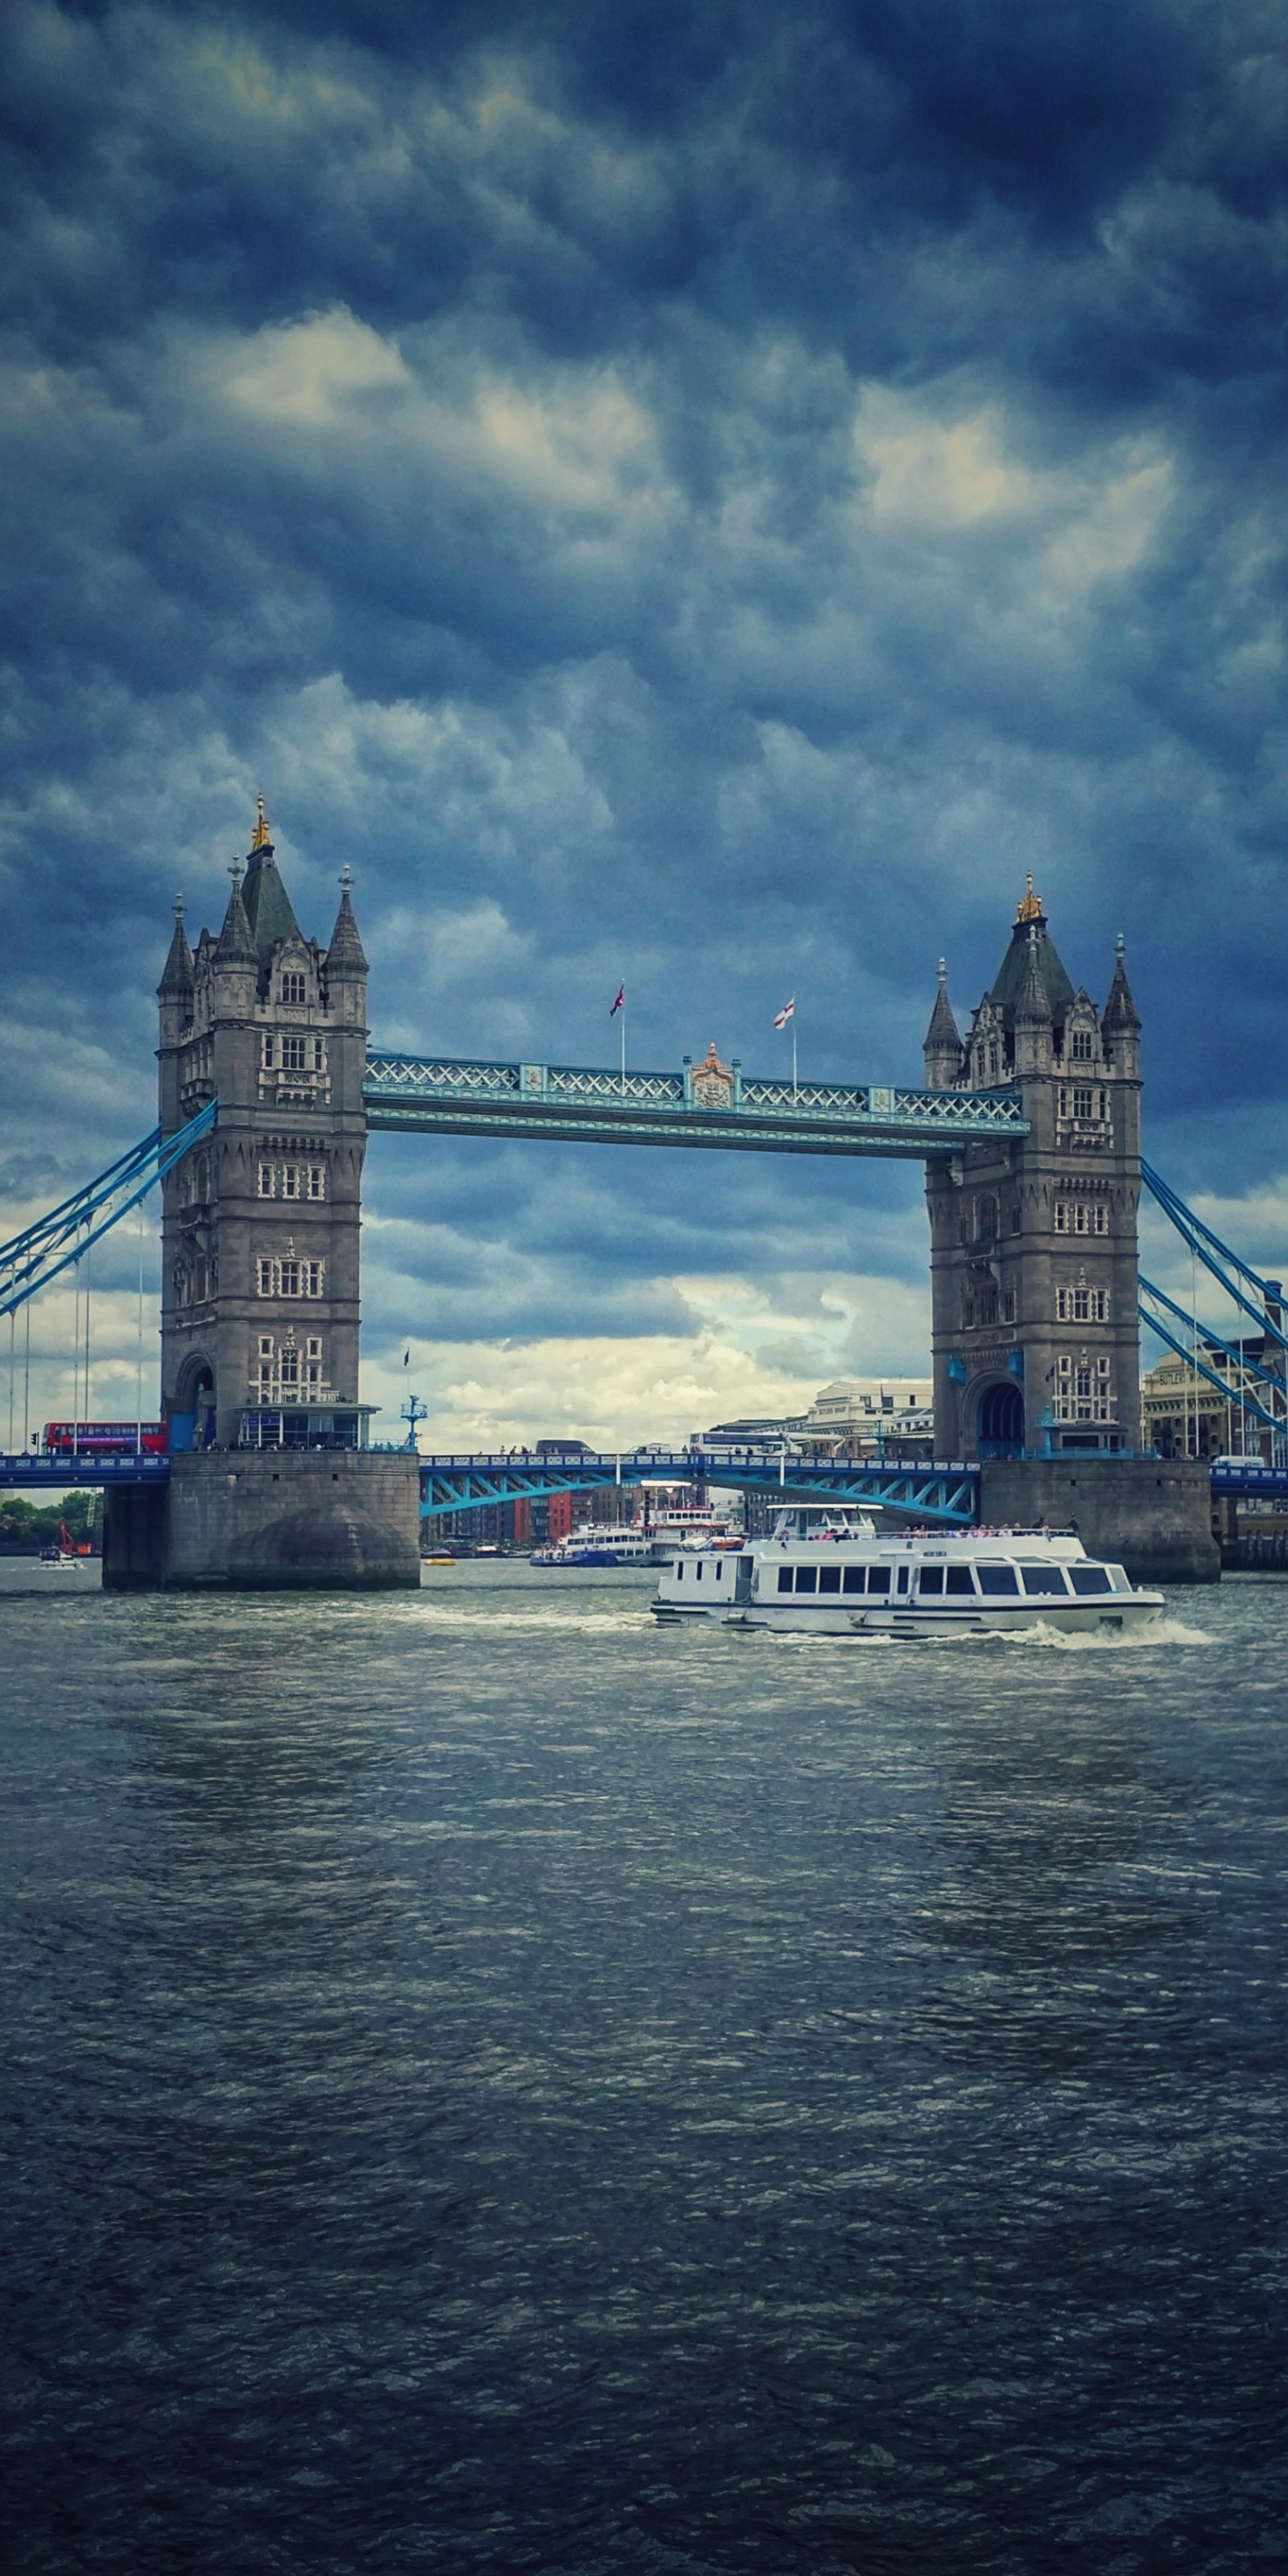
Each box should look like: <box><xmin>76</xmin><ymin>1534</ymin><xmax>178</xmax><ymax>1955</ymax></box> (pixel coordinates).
<box><xmin>362</xmin><ymin>1051</ymin><xmax>1029</xmax><ymax>1158</ymax></box>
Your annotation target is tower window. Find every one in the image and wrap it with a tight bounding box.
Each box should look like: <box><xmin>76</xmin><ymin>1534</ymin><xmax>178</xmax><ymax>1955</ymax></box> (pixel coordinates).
<box><xmin>312</xmin><ymin>1037</ymin><xmax>325</xmax><ymax>1072</ymax></box>
<box><xmin>283</xmin><ymin>1035</ymin><xmax>307</xmax><ymax>1073</ymax></box>
<box><xmin>258</xmin><ymin>1162</ymin><xmax>328</xmax><ymax>1202</ymax></box>
<box><xmin>976</xmin><ymin>1196</ymin><xmax>998</xmax><ymax>1244</ymax></box>
<box><xmin>281</xmin><ymin>972</ymin><xmax>307</xmax><ymax>1005</ymax></box>
<box><xmin>1071</xmin><ymin>1028</ymin><xmax>1093</xmax><ymax>1060</ymax></box>
<box><xmin>1055</xmin><ymin>1353</ymin><xmax>1115</xmax><ymax>1422</ymax></box>
<box><xmin>1057</xmin><ymin>1286</ymin><xmax>1108</xmax><ymax>1323</ymax></box>
<box><xmin>262</xmin><ymin>1034</ymin><xmax>275</xmax><ymax>1069</ymax></box>
<box><xmin>256</xmin><ymin>1257</ymin><xmax>325</xmax><ymax>1300</ymax></box>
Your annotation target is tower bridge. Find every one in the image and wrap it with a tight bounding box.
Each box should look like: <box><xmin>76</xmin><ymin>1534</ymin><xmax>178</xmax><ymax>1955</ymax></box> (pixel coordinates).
<box><xmin>2</xmin><ymin>805</ymin><xmax>1272</xmax><ymax>1585</ymax></box>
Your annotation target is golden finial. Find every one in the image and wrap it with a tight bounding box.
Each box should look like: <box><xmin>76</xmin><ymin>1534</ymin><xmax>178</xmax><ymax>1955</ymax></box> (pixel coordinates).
<box><xmin>1015</xmin><ymin>872</ymin><xmax>1042</xmax><ymax>924</ymax></box>
<box><xmin>251</xmin><ymin>793</ymin><xmax>270</xmax><ymax>851</ymax></box>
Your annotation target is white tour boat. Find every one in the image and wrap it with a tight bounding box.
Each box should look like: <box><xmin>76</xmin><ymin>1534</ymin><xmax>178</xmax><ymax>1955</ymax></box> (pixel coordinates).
<box><xmin>647</xmin><ymin>1501</ymin><xmax>741</xmax><ymax>1558</ymax></box>
<box><xmin>530</xmin><ymin>1521</ymin><xmax>656</xmax><ymax>1567</ymax></box>
<box><xmin>650</xmin><ymin>1510</ymin><xmax>1164</xmax><ymax>1637</ymax></box>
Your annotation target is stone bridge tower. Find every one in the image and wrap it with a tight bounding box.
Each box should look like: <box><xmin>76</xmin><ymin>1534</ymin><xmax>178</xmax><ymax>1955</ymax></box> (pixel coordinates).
<box><xmin>156</xmin><ymin>800</ymin><xmax>370</xmax><ymax>1452</ymax></box>
<box><xmin>923</xmin><ymin>881</ymin><xmax>1142</xmax><ymax>1460</ymax></box>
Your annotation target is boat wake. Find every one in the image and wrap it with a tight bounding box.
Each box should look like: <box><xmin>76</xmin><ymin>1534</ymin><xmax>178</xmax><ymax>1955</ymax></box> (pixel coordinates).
<box><xmin>998</xmin><ymin>1613</ymin><xmax>1215</xmax><ymax>1651</ymax></box>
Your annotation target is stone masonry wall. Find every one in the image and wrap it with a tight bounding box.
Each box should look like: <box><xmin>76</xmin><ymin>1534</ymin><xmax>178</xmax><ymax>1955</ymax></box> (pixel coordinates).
<box><xmin>978</xmin><ymin>1456</ymin><xmax>1219</xmax><ymax>1586</ymax></box>
<box><xmin>161</xmin><ymin>1451</ymin><xmax>421</xmax><ymax>1588</ymax></box>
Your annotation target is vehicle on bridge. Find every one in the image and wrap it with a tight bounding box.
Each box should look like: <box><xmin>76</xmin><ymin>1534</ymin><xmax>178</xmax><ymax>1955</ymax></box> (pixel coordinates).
<box><xmin>43</xmin><ymin>1421</ymin><xmax>167</xmax><ymax>1459</ymax></box>
<box><xmin>651</xmin><ymin>1511</ymin><xmax>1163</xmax><ymax>1637</ymax></box>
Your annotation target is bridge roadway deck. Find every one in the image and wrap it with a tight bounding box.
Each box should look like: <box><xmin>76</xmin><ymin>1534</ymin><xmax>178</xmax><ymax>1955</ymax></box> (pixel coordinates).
<box><xmin>1</xmin><ymin>1451</ymin><xmax>1281</xmax><ymax>1517</ymax></box>
<box><xmin>362</xmin><ymin>1053</ymin><xmax>1030</xmax><ymax>1159</ymax></box>
<box><xmin>417</xmin><ymin>1453</ymin><xmax>984</xmax><ymax>1525</ymax></box>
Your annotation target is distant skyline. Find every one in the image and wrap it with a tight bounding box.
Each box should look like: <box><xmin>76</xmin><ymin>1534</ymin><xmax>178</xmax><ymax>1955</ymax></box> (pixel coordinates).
<box><xmin>2</xmin><ymin>0</ymin><xmax>1286</xmax><ymax>1446</ymax></box>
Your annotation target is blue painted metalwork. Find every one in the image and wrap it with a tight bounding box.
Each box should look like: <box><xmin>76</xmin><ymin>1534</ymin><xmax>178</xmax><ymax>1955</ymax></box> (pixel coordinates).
<box><xmin>1141</xmin><ymin>1162</ymin><xmax>1288</xmax><ymax>1355</ymax></box>
<box><xmin>0</xmin><ymin>1452</ymin><xmax>170</xmax><ymax>1489</ymax></box>
<box><xmin>365</xmin><ymin>1052</ymin><xmax>1029</xmax><ymax>1160</ymax></box>
<box><xmin>1212</xmin><ymin>1459</ymin><xmax>1288</xmax><ymax>1498</ymax></box>
<box><xmin>1140</xmin><ymin>1274</ymin><xmax>1284</xmax><ymax>1407</ymax></box>
<box><xmin>0</xmin><ymin>1101</ymin><xmax>218</xmax><ymax>1320</ymax></box>
<box><xmin>1137</xmin><ymin>1290</ymin><xmax>1283</xmax><ymax>1435</ymax></box>
<box><xmin>418</xmin><ymin>1451</ymin><xmax>980</xmax><ymax>1525</ymax></box>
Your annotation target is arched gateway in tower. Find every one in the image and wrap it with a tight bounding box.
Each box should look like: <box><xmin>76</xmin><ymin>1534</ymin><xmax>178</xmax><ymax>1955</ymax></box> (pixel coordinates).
<box><xmin>923</xmin><ymin>880</ymin><xmax>1142</xmax><ymax>1460</ymax></box>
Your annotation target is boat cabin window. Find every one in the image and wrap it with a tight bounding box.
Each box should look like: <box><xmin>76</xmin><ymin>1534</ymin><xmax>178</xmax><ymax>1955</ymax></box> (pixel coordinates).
<box><xmin>675</xmin><ymin>1563</ymin><xmax>683</xmax><ymax>1580</ymax></box>
<box><xmin>869</xmin><ymin>1567</ymin><xmax>891</xmax><ymax>1594</ymax></box>
<box><xmin>919</xmin><ymin>1566</ymin><xmax>943</xmax><ymax>1595</ymax></box>
<box><xmin>777</xmin><ymin>1567</ymin><xmax>793</xmax><ymax>1593</ymax></box>
<box><xmin>1108</xmin><ymin>1565</ymin><xmax>1131</xmax><ymax>1591</ymax></box>
<box><xmin>819</xmin><ymin>1566</ymin><xmax>841</xmax><ymax>1593</ymax></box>
<box><xmin>1020</xmin><ymin>1564</ymin><xmax>1069</xmax><ymax>1595</ymax></box>
<box><xmin>1069</xmin><ymin>1564</ymin><xmax>1112</xmax><ymax>1595</ymax></box>
<box><xmin>945</xmin><ymin>1567</ymin><xmax>975</xmax><ymax>1596</ymax></box>
<box><xmin>795</xmin><ymin>1566</ymin><xmax>817</xmax><ymax>1592</ymax></box>
<box><xmin>976</xmin><ymin>1563</ymin><xmax>1019</xmax><ymax>1595</ymax></box>
<box><xmin>843</xmin><ymin>1567</ymin><xmax>865</xmax><ymax>1593</ymax></box>
<box><xmin>896</xmin><ymin>1567</ymin><xmax>910</xmax><ymax>1596</ymax></box>
<box><xmin>696</xmin><ymin>1561</ymin><xmax>703</xmax><ymax>1580</ymax></box>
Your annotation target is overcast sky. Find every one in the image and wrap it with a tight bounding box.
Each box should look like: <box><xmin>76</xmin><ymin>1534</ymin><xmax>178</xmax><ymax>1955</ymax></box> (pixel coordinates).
<box><xmin>2</xmin><ymin>0</ymin><xmax>1286</xmax><ymax>1446</ymax></box>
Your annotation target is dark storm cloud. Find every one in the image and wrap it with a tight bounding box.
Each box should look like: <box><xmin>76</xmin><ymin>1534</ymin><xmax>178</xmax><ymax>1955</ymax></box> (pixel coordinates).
<box><xmin>2</xmin><ymin>0</ymin><xmax>1287</xmax><ymax>1412</ymax></box>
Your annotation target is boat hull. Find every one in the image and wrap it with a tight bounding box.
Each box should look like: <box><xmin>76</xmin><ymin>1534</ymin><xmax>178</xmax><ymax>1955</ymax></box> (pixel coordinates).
<box><xmin>651</xmin><ymin>1593</ymin><xmax>1164</xmax><ymax>1637</ymax></box>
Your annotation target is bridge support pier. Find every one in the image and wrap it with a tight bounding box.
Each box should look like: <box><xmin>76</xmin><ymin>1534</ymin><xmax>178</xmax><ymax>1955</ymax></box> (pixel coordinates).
<box><xmin>101</xmin><ymin>1480</ymin><xmax>168</xmax><ymax>1590</ymax></box>
<box><xmin>978</xmin><ymin>1456</ymin><xmax>1218</xmax><ymax>1585</ymax></box>
<box><xmin>105</xmin><ymin>1451</ymin><xmax>422</xmax><ymax>1590</ymax></box>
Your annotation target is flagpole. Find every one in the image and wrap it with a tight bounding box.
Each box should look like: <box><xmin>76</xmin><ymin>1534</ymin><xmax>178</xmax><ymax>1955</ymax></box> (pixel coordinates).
<box><xmin>792</xmin><ymin>1016</ymin><xmax>798</xmax><ymax>1100</ymax></box>
<box><xmin>621</xmin><ymin>991</ymin><xmax>626</xmax><ymax>1095</ymax></box>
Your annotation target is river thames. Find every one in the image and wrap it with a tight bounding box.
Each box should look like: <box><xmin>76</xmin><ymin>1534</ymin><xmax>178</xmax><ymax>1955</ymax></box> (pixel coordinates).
<box><xmin>2</xmin><ymin>1561</ymin><xmax>1287</xmax><ymax>2574</ymax></box>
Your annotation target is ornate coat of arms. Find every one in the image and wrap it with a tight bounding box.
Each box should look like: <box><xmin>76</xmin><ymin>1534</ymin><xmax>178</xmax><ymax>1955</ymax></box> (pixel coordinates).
<box><xmin>690</xmin><ymin>1040</ymin><xmax>735</xmax><ymax>1110</ymax></box>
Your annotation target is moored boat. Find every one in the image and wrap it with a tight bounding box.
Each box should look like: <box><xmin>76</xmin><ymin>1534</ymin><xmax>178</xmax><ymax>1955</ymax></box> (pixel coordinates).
<box><xmin>650</xmin><ymin>1510</ymin><xmax>1163</xmax><ymax>1637</ymax></box>
<box><xmin>530</xmin><ymin>1522</ymin><xmax>656</xmax><ymax>1567</ymax></box>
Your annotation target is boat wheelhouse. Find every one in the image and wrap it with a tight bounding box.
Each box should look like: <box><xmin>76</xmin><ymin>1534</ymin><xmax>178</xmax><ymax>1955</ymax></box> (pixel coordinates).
<box><xmin>650</xmin><ymin>1512</ymin><xmax>1163</xmax><ymax>1637</ymax></box>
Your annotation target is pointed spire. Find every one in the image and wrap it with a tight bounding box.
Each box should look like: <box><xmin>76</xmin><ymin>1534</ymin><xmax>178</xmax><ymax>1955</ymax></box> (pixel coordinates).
<box><xmin>325</xmin><ymin>864</ymin><xmax>368</xmax><ymax>975</ymax></box>
<box><xmin>923</xmin><ymin>956</ymin><xmax>963</xmax><ymax>1089</ymax></box>
<box><xmin>924</xmin><ymin>957</ymin><xmax>961</xmax><ymax>1052</ymax></box>
<box><xmin>216</xmin><ymin>857</ymin><xmax>258</xmax><ymax>965</ymax></box>
<box><xmin>251</xmin><ymin>793</ymin><xmax>271</xmax><ymax>852</ymax></box>
<box><xmin>158</xmin><ymin>892</ymin><xmax>194</xmax><ymax>996</ymax></box>
<box><xmin>1015</xmin><ymin>872</ymin><xmax>1043</xmax><ymax>925</ymax></box>
<box><xmin>1101</xmin><ymin>931</ymin><xmax>1141</xmax><ymax>1034</ymax></box>
<box><xmin>1015</xmin><ymin>928</ymin><xmax>1052</xmax><ymax>1022</ymax></box>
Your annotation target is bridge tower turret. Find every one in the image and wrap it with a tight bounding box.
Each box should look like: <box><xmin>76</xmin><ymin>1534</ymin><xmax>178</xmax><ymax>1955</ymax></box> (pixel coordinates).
<box><xmin>157</xmin><ymin>802</ymin><xmax>370</xmax><ymax>1453</ymax></box>
<box><xmin>924</xmin><ymin>881</ymin><xmax>1142</xmax><ymax>1460</ymax></box>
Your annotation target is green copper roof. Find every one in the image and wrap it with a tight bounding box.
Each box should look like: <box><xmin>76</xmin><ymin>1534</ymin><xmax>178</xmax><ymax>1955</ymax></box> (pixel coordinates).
<box><xmin>242</xmin><ymin>845</ymin><xmax>301</xmax><ymax>955</ymax></box>
<box><xmin>989</xmin><ymin>916</ymin><xmax>1075</xmax><ymax>1031</ymax></box>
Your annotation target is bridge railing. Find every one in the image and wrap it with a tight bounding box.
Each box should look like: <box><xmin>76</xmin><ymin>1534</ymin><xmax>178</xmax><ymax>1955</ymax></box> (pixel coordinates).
<box><xmin>363</xmin><ymin>1050</ymin><xmax>1030</xmax><ymax>1149</ymax></box>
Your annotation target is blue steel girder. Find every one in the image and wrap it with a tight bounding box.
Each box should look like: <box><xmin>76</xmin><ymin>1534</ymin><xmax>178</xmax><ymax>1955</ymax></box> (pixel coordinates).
<box><xmin>419</xmin><ymin>1452</ymin><xmax>981</xmax><ymax>1525</ymax></box>
<box><xmin>0</xmin><ymin>1453</ymin><xmax>171</xmax><ymax>1488</ymax></box>
<box><xmin>365</xmin><ymin>1052</ymin><xmax>1028</xmax><ymax>1160</ymax></box>
<box><xmin>1211</xmin><ymin>1461</ymin><xmax>1288</xmax><ymax>1497</ymax></box>
<box><xmin>0</xmin><ymin>1100</ymin><xmax>218</xmax><ymax>1319</ymax></box>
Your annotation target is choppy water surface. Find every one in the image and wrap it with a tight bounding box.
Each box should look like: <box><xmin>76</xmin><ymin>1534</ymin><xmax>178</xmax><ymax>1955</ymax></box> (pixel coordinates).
<box><xmin>3</xmin><ymin>1563</ymin><xmax>1288</xmax><ymax>2575</ymax></box>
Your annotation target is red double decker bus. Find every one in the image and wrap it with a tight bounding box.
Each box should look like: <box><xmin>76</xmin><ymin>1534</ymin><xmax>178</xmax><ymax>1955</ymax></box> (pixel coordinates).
<box><xmin>43</xmin><ymin>1422</ymin><xmax>168</xmax><ymax>1459</ymax></box>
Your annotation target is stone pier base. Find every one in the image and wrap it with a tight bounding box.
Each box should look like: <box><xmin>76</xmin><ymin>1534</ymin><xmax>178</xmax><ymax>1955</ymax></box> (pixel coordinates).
<box><xmin>979</xmin><ymin>1455</ymin><xmax>1219</xmax><ymax>1586</ymax></box>
<box><xmin>104</xmin><ymin>1450</ymin><xmax>422</xmax><ymax>1591</ymax></box>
